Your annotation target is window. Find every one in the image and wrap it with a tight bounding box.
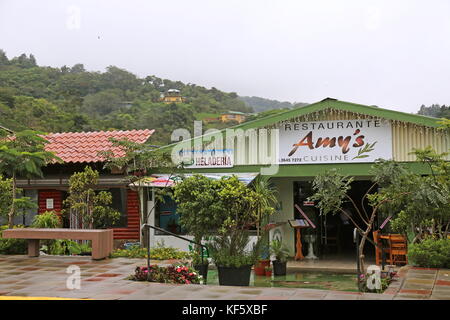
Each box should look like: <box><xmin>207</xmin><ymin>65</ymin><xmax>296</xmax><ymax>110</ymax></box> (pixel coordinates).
<box><xmin>155</xmin><ymin>195</ymin><xmax>186</xmax><ymax>235</ymax></box>
<box><xmin>16</xmin><ymin>189</ymin><xmax>38</xmax><ymax>226</ymax></box>
<box><xmin>109</xmin><ymin>188</ymin><xmax>127</xmax><ymax>227</ymax></box>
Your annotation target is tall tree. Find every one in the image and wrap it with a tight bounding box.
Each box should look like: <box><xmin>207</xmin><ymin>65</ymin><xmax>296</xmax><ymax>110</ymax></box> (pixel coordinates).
<box><xmin>0</xmin><ymin>49</ymin><xmax>9</xmax><ymax>66</ymax></box>
<box><xmin>0</xmin><ymin>130</ymin><xmax>60</xmax><ymax>227</ymax></box>
<box><xmin>62</xmin><ymin>166</ymin><xmax>121</xmax><ymax>229</ymax></box>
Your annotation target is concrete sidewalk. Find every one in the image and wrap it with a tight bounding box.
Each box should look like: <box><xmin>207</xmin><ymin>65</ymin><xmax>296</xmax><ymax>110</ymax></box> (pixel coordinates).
<box><xmin>0</xmin><ymin>255</ymin><xmax>448</xmax><ymax>300</ymax></box>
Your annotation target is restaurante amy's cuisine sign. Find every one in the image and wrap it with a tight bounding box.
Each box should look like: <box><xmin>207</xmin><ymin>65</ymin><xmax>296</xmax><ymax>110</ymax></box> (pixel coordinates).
<box><xmin>278</xmin><ymin>119</ymin><xmax>392</xmax><ymax>164</ymax></box>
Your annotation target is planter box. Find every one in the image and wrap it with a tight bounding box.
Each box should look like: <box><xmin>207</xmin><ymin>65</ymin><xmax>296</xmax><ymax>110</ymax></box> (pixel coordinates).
<box><xmin>217</xmin><ymin>265</ymin><xmax>252</xmax><ymax>286</ymax></box>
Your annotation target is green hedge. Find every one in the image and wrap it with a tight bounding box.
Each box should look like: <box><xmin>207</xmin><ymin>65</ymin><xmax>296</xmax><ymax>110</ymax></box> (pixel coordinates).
<box><xmin>408</xmin><ymin>238</ymin><xmax>450</xmax><ymax>268</ymax></box>
<box><xmin>111</xmin><ymin>246</ymin><xmax>191</xmax><ymax>260</ymax></box>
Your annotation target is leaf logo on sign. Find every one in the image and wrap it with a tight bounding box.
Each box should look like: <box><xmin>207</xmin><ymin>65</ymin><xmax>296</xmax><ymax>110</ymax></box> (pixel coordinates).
<box><xmin>352</xmin><ymin>141</ymin><xmax>377</xmax><ymax>160</ymax></box>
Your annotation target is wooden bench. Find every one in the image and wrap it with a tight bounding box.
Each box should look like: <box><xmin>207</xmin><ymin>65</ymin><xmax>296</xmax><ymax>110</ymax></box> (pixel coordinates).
<box><xmin>1</xmin><ymin>228</ymin><xmax>113</xmax><ymax>260</ymax></box>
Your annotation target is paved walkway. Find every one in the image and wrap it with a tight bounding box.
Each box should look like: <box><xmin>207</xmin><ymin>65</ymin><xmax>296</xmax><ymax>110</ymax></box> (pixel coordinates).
<box><xmin>383</xmin><ymin>265</ymin><xmax>450</xmax><ymax>300</ymax></box>
<box><xmin>0</xmin><ymin>255</ymin><xmax>448</xmax><ymax>300</ymax></box>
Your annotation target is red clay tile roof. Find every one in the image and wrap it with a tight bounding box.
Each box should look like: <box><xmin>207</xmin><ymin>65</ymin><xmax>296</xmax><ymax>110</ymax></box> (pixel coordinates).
<box><xmin>43</xmin><ymin>129</ymin><xmax>154</xmax><ymax>163</ymax></box>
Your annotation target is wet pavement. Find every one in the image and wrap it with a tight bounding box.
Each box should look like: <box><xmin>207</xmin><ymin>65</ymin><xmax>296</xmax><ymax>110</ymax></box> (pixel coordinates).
<box><xmin>383</xmin><ymin>265</ymin><xmax>450</xmax><ymax>300</ymax></box>
<box><xmin>0</xmin><ymin>255</ymin><xmax>448</xmax><ymax>300</ymax></box>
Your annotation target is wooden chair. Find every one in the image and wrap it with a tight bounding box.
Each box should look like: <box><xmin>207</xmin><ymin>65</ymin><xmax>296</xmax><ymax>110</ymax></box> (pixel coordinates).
<box><xmin>388</xmin><ymin>234</ymin><xmax>408</xmax><ymax>265</ymax></box>
<box><xmin>373</xmin><ymin>230</ymin><xmax>392</xmax><ymax>265</ymax></box>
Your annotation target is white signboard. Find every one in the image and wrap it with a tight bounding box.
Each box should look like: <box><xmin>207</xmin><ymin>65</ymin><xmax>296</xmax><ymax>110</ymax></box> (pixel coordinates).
<box><xmin>278</xmin><ymin>119</ymin><xmax>392</xmax><ymax>164</ymax></box>
<box><xmin>46</xmin><ymin>198</ymin><xmax>54</xmax><ymax>209</ymax></box>
<box><xmin>184</xmin><ymin>148</ymin><xmax>234</xmax><ymax>168</ymax></box>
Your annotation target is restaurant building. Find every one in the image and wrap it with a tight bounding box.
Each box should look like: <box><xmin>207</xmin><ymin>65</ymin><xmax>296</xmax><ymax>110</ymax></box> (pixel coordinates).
<box><xmin>139</xmin><ymin>98</ymin><xmax>449</xmax><ymax>259</ymax></box>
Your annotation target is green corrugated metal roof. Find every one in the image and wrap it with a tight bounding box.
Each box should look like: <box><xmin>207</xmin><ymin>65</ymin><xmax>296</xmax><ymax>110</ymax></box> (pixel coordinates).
<box><xmin>159</xmin><ymin>98</ymin><xmax>444</xmax><ymax>152</ymax></box>
<box><xmin>235</xmin><ymin>98</ymin><xmax>442</xmax><ymax>130</ymax></box>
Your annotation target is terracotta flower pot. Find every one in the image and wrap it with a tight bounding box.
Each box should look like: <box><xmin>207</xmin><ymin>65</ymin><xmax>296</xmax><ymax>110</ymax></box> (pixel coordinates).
<box><xmin>254</xmin><ymin>259</ymin><xmax>270</xmax><ymax>276</ymax></box>
<box><xmin>265</xmin><ymin>270</ymin><xmax>272</xmax><ymax>277</ymax></box>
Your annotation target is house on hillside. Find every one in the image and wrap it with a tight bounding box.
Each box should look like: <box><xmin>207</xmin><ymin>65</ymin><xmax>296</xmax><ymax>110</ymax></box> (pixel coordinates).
<box><xmin>220</xmin><ymin>111</ymin><xmax>247</xmax><ymax>123</ymax></box>
<box><xmin>161</xmin><ymin>89</ymin><xmax>185</xmax><ymax>104</ymax></box>
<box><xmin>14</xmin><ymin>129</ymin><xmax>154</xmax><ymax>243</ymax></box>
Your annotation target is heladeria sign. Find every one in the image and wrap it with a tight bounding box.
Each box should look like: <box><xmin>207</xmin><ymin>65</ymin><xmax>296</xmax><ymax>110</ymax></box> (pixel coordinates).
<box><xmin>183</xmin><ymin>148</ymin><xmax>234</xmax><ymax>168</ymax></box>
<box><xmin>278</xmin><ymin>119</ymin><xmax>392</xmax><ymax>164</ymax></box>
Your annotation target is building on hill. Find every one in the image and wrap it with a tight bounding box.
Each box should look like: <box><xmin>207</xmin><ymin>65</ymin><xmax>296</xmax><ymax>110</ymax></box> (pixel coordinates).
<box><xmin>161</xmin><ymin>89</ymin><xmax>185</xmax><ymax>104</ymax></box>
<box><xmin>14</xmin><ymin>129</ymin><xmax>154</xmax><ymax>243</ymax></box>
<box><xmin>220</xmin><ymin>110</ymin><xmax>248</xmax><ymax>123</ymax></box>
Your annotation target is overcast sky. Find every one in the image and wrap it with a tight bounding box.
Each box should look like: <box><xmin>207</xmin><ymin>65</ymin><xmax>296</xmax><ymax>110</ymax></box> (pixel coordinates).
<box><xmin>1</xmin><ymin>0</ymin><xmax>450</xmax><ymax>113</ymax></box>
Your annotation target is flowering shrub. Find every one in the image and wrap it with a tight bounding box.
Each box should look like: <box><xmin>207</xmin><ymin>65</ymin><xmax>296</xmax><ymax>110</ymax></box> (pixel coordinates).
<box><xmin>131</xmin><ymin>264</ymin><xmax>202</xmax><ymax>284</ymax></box>
<box><xmin>358</xmin><ymin>270</ymin><xmax>397</xmax><ymax>293</ymax></box>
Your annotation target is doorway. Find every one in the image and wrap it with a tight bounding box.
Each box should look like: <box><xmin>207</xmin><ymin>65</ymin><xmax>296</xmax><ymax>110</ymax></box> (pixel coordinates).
<box><xmin>293</xmin><ymin>180</ymin><xmax>376</xmax><ymax>260</ymax></box>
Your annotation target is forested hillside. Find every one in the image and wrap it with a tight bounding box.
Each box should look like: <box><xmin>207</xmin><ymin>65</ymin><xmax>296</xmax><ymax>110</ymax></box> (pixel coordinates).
<box><xmin>418</xmin><ymin>104</ymin><xmax>450</xmax><ymax>119</ymax></box>
<box><xmin>0</xmin><ymin>50</ymin><xmax>254</xmax><ymax>145</ymax></box>
<box><xmin>239</xmin><ymin>95</ymin><xmax>307</xmax><ymax>112</ymax></box>
<box><xmin>2</xmin><ymin>50</ymin><xmax>444</xmax><ymax>147</ymax></box>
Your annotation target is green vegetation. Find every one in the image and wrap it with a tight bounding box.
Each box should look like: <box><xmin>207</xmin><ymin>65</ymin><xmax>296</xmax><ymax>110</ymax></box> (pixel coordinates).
<box><xmin>41</xmin><ymin>239</ymin><xmax>92</xmax><ymax>256</ymax></box>
<box><xmin>0</xmin><ymin>50</ymin><xmax>255</xmax><ymax>145</ymax></box>
<box><xmin>408</xmin><ymin>238</ymin><xmax>450</xmax><ymax>268</ymax></box>
<box><xmin>173</xmin><ymin>174</ymin><xmax>226</xmax><ymax>259</ymax></box>
<box><xmin>0</xmin><ymin>129</ymin><xmax>58</xmax><ymax>227</ymax></box>
<box><xmin>378</xmin><ymin>148</ymin><xmax>450</xmax><ymax>243</ymax></box>
<box><xmin>131</xmin><ymin>265</ymin><xmax>202</xmax><ymax>284</ymax></box>
<box><xmin>0</xmin><ymin>225</ymin><xmax>27</xmax><ymax>254</ymax></box>
<box><xmin>269</xmin><ymin>239</ymin><xmax>290</xmax><ymax>263</ymax></box>
<box><xmin>418</xmin><ymin>104</ymin><xmax>450</xmax><ymax>119</ymax></box>
<box><xmin>174</xmin><ymin>175</ymin><xmax>275</xmax><ymax>268</ymax></box>
<box><xmin>31</xmin><ymin>211</ymin><xmax>61</xmax><ymax>228</ymax></box>
<box><xmin>208</xmin><ymin>232</ymin><xmax>257</xmax><ymax>268</ymax></box>
<box><xmin>62</xmin><ymin>166</ymin><xmax>121</xmax><ymax>229</ymax></box>
<box><xmin>309</xmin><ymin>147</ymin><xmax>450</xmax><ymax>276</ymax></box>
<box><xmin>111</xmin><ymin>245</ymin><xmax>191</xmax><ymax>260</ymax></box>
<box><xmin>239</xmin><ymin>96</ymin><xmax>307</xmax><ymax>113</ymax></box>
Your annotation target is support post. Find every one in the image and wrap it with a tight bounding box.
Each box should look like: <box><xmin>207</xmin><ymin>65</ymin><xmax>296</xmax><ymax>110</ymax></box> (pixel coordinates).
<box><xmin>146</xmin><ymin>226</ymin><xmax>151</xmax><ymax>281</ymax></box>
<box><xmin>27</xmin><ymin>239</ymin><xmax>40</xmax><ymax>257</ymax></box>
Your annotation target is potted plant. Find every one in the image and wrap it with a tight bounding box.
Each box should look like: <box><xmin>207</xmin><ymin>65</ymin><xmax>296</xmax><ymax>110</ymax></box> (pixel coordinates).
<box><xmin>209</xmin><ymin>232</ymin><xmax>257</xmax><ymax>286</ymax></box>
<box><xmin>174</xmin><ymin>175</ymin><xmax>225</xmax><ymax>279</ymax></box>
<box><xmin>254</xmin><ymin>259</ymin><xmax>270</xmax><ymax>276</ymax></box>
<box><xmin>253</xmin><ymin>240</ymin><xmax>271</xmax><ymax>276</ymax></box>
<box><xmin>175</xmin><ymin>175</ymin><xmax>275</xmax><ymax>287</ymax></box>
<box><xmin>270</xmin><ymin>239</ymin><xmax>290</xmax><ymax>276</ymax></box>
<box><xmin>265</xmin><ymin>266</ymin><xmax>272</xmax><ymax>277</ymax></box>
<box><xmin>252</xmin><ymin>176</ymin><xmax>278</xmax><ymax>276</ymax></box>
